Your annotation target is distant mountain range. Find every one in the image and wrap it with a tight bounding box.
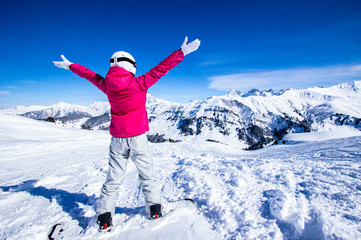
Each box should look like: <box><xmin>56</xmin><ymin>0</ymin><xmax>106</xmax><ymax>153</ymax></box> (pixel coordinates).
<box><xmin>4</xmin><ymin>81</ymin><xmax>361</xmax><ymax>150</ymax></box>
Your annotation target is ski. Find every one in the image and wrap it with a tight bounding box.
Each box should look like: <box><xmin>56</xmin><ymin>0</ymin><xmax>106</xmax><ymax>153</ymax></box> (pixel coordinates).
<box><xmin>48</xmin><ymin>222</ymin><xmax>65</xmax><ymax>240</ymax></box>
<box><xmin>183</xmin><ymin>198</ymin><xmax>195</xmax><ymax>203</ymax></box>
<box><xmin>169</xmin><ymin>198</ymin><xmax>195</xmax><ymax>204</ymax></box>
<box><xmin>165</xmin><ymin>198</ymin><xmax>197</xmax><ymax>214</ymax></box>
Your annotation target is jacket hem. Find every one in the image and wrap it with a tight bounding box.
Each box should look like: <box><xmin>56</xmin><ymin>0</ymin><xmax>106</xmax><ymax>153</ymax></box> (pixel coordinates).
<box><xmin>110</xmin><ymin>130</ymin><xmax>149</xmax><ymax>138</ymax></box>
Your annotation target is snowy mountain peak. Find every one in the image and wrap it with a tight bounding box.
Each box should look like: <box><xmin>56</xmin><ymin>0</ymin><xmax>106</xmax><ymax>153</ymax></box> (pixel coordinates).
<box><xmin>227</xmin><ymin>88</ymin><xmax>287</xmax><ymax>98</ymax></box>
<box><xmin>54</xmin><ymin>101</ymin><xmax>69</xmax><ymax>106</ymax></box>
<box><xmin>241</xmin><ymin>88</ymin><xmax>286</xmax><ymax>97</ymax></box>
<box><xmin>86</xmin><ymin>101</ymin><xmax>110</xmax><ymax>116</ymax></box>
<box><xmin>226</xmin><ymin>89</ymin><xmax>243</xmax><ymax>98</ymax></box>
<box><xmin>334</xmin><ymin>80</ymin><xmax>361</xmax><ymax>92</ymax></box>
<box><xmin>49</xmin><ymin>101</ymin><xmax>81</xmax><ymax>110</ymax></box>
<box><xmin>146</xmin><ymin>94</ymin><xmax>177</xmax><ymax>105</ymax></box>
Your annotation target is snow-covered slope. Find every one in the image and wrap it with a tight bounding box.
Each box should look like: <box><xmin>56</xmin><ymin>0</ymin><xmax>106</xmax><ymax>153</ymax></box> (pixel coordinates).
<box><xmin>5</xmin><ymin>81</ymin><xmax>361</xmax><ymax>149</ymax></box>
<box><xmin>1</xmin><ymin>111</ymin><xmax>361</xmax><ymax>239</ymax></box>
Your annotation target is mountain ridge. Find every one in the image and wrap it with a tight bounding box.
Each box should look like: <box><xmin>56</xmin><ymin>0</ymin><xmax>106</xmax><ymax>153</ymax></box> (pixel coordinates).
<box><xmin>3</xmin><ymin>80</ymin><xmax>361</xmax><ymax>149</ymax></box>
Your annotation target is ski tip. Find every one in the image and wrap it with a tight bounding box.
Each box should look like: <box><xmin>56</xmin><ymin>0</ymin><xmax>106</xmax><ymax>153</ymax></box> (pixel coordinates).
<box><xmin>184</xmin><ymin>198</ymin><xmax>195</xmax><ymax>203</ymax></box>
<box><xmin>48</xmin><ymin>222</ymin><xmax>65</xmax><ymax>240</ymax></box>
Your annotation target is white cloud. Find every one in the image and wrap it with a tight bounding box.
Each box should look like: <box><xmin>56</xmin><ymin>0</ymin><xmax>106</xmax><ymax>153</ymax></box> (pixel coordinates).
<box><xmin>208</xmin><ymin>64</ymin><xmax>361</xmax><ymax>91</ymax></box>
<box><xmin>199</xmin><ymin>60</ymin><xmax>224</xmax><ymax>66</ymax></box>
<box><xmin>21</xmin><ymin>80</ymin><xmax>37</xmax><ymax>84</ymax></box>
<box><xmin>0</xmin><ymin>91</ymin><xmax>11</xmax><ymax>95</ymax></box>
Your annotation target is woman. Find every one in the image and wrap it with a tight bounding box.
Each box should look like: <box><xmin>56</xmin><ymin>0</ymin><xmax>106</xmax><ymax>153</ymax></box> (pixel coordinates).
<box><xmin>53</xmin><ymin>36</ymin><xmax>200</xmax><ymax>231</ymax></box>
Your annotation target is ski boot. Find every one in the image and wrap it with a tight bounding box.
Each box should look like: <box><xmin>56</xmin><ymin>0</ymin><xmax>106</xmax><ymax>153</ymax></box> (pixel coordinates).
<box><xmin>150</xmin><ymin>204</ymin><xmax>162</xmax><ymax>219</ymax></box>
<box><xmin>97</xmin><ymin>212</ymin><xmax>112</xmax><ymax>232</ymax></box>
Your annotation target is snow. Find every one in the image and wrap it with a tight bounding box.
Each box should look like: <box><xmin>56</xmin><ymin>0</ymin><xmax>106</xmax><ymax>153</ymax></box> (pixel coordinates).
<box><xmin>284</xmin><ymin>126</ymin><xmax>361</xmax><ymax>142</ymax></box>
<box><xmin>1</xmin><ymin>112</ymin><xmax>361</xmax><ymax>239</ymax></box>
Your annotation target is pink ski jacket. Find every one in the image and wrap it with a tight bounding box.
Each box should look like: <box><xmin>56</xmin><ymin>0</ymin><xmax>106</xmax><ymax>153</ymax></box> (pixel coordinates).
<box><xmin>69</xmin><ymin>49</ymin><xmax>184</xmax><ymax>138</ymax></box>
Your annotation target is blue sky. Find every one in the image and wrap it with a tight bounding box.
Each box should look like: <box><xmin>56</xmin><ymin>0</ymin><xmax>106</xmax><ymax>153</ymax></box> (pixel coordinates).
<box><xmin>1</xmin><ymin>0</ymin><xmax>360</xmax><ymax>108</ymax></box>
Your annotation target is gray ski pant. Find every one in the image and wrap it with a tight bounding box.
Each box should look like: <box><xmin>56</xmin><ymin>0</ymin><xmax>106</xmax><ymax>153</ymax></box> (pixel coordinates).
<box><xmin>96</xmin><ymin>133</ymin><xmax>161</xmax><ymax>215</ymax></box>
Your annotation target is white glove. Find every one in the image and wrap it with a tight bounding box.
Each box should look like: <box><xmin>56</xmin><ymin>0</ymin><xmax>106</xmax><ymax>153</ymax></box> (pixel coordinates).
<box><xmin>181</xmin><ymin>36</ymin><xmax>201</xmax><ymax>56</ymax></box>
<box><xmin>53</xmin><ymin>55</ymin><xmax>73</xmax><ymax>70</ymax></box>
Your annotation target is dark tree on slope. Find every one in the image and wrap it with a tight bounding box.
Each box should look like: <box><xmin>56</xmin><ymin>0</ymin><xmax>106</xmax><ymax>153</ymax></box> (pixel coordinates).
<box><xmin>81</xmin><ymin>124</ymin><xmax>92</xmax><ymax>130</ymax></box>
<box><xmin>178</xmin><ymin>118</ymin><xmax>195</xmax><ymax>135</ymax></box>
<box><xmin>332</xmin><ymin>113</ymin><xmax>361</xmax><ymax>130</ymax></box>
<box><xmin>45</xmin><ymin>117</ymin><xmax>56</xmax><ymax>123</ymax></box>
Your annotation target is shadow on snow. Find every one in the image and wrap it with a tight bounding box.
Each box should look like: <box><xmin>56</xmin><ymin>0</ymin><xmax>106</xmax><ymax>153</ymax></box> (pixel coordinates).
<box><xmin>0</xmin><ymin>180</ymin><xmax>144</xmax><ymax>230</ymax></box>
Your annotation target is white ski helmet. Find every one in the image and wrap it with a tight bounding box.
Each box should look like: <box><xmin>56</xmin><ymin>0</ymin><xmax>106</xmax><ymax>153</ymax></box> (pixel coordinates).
<box><xmin>110</xmin><ymin>51</ymin><xmax>137</xmax><ymax>75</ymax></box>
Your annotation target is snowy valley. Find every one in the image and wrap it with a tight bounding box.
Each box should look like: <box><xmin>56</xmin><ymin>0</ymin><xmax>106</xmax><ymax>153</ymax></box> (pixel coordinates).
<box><xmin>0</xmin><ymin>81</ymin><xmax>361</xmax><ymax>239</ymax></box>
